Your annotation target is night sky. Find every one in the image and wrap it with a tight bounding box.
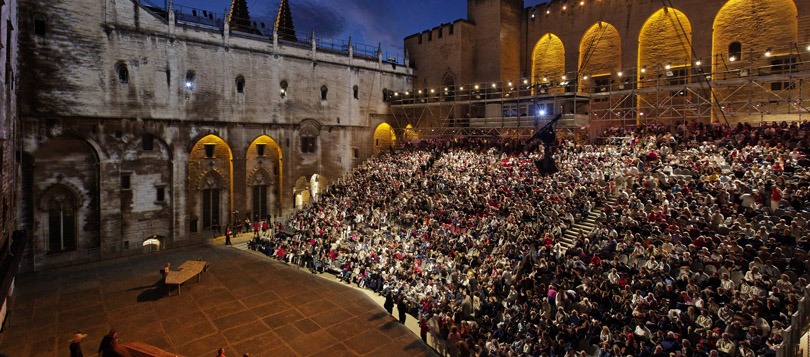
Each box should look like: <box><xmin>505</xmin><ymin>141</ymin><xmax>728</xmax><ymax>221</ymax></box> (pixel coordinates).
<box><xmin>175</xmin><ymin>0</ymin><xmax>548</xmax><ymax>58</ymax></box>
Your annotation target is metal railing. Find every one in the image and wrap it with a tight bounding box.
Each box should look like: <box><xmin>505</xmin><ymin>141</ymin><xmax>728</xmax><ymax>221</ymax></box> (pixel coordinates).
<box><xmin>135</xmin><ymin>1</ymin><xmax>404</xmax><ymax>65</ymax></box>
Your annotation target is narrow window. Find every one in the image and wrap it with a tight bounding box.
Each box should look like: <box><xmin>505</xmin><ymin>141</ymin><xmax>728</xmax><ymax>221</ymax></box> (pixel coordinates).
<box><xmin>156</xmin><ymin>187</ymin><xmax>165</xmax><ymax>202</ymax></box>
<box><xmin>428</xmin><ymin>31</ymin><xmax>432</xmax><ymax>41</ymax></box>
<box><xmin>252</xmin><ymin>185</ymin><xmax>268</xmax><ymax>221</ymax></box>
<box><xmin>256</xmin><ymin>143</ymin><xmax>266</xmax><ymax>156</ymax></box>
<box><xmin>728</xmin><ymin>42</ymin><xmax>742</xmax><ymax>62</ymax></box>
<box><xmin>202</xmin><ymin>188</ymin><xmax>220</xmax><ymax>232</ymax></box>
<box><xmin>301</xmin><ymin>137</ymin><xmax>317</xmax><ymax>153</ymax></box>
<box><xmin>438</xmin><ymin>28</ymin><xmax>443</xmax><ymax>38</ymax></box>
<box><xmin>236</xmin><ymin>75</ymin><xmax>245</xmax><ymax>93</ymax></box>
<box><xmin>449</xmin><ymin>23</ymin><xmax>454</xmax><ymax>35</ymax></box>
<box><xmin>184</xmin><ymin>71</ymin><xmax>196</xmax><ymax>90</ymax></box>
<box><xmin>123</xmin><ymin>241</ymin><xmax>130</xmax><ymax>250</ymax></box>
<box><xmin>49</xmin><ymin>206</ymin><xmax>76</xmax><ymax>253</ymax></box>
<box><xmin>142</xmin><ymin>134</ymin><xmax>154</xmax><ymax>151</ymax></box>
<box><xmin>280</xmin><ymin>80</ymin><xmax>288</xmax><ymax>98</ymax></box>
<box><xmin>353</xmin><ymin>85</ymin><xmax>359</xmax><ymax>99</ymax></box>
<box><xmin>190</xmin><ymin>219</ymin><xmax>198</xmax><ymax>233</ymax></box>
<box><xmin>353</xmin><ymin>148</ymin><xmax>360</xmax><ymax>159</ymax></box>
<box><xmin>121</xmin><ymin>174</ymin><xmax>131</xmax><ymax>190</ymax></box>
<box><xmin>116</xmin><ymin>63</ymin><xmax>129</xmax><ymax>84</ymax></box>
<box><xmin>204</xmin><ymin>143</ymin><xmax>216</xmax><ymax>158</ymax></box>
<box><xmin>33</xmin><ymin>14</ymin><xmax>46</xmax><ymax>36</ymax></box>
<box><xmin>418</xmin><ymin>34</ymin><xmax>422</xmax><ymax>44</ymax></box>
<box><xmin>165</xmin><ymin>69</ymin><xmax>171</xmax><ymax>87</ymax></box>
<box><xmin>320</xmin><ymin>85</ymin><xmax>328</xmax><ymax>100</ymax></box>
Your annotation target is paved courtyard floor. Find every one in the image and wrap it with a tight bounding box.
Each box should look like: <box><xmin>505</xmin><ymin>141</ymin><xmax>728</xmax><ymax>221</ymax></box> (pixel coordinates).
<box><xmin>0</xmin><ymin>236</ymin><xmax>436</xmax><ymax>357</ymax></box>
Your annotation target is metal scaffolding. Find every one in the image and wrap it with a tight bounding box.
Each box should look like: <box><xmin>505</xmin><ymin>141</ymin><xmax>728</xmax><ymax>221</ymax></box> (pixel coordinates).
<box><xmin>389</xmin><ymin>45</ymin><xmax>810</xmax><ymax>142</ymax></box>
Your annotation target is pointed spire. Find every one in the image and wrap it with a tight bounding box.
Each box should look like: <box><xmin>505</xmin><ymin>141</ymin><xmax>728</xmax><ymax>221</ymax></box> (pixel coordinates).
<box><xmin>228</xmin><ymin>0</ymin><xmax>258</xmax><ymax>34</ymax></box>
<box><xmin>275</xmin><ymin>0</ymin><xmax>297</xmax><ymax>41</ymax></box>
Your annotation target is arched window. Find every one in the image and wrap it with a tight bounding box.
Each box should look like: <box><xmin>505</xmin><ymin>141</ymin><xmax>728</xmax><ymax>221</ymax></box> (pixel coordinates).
<box><xmin>184</xmin><ymin>71</ymin><xmax>196</xmax><ymax>90</ymax></box>
<box><xmin>280</xmin><ymin>80</ymin><xmax>288</xmax><ymax>98</ymax></box>
<box><xmin>116</xmin><ymin>63</ymin><xmax>129</xmax><ymax>85</ymax></box>
<box><xmin>728</xmin><ymin>42</ymin><xmax>742</xmax><ymax>62</ymax></box>
<box><xmin>235</xmin><ymin>75</ymin><xmax>245</xmax><ymax>93</ymax></box>
<box><xmin>43</xmin><ymin>185</ymin><xmax>79</xmax><ymax>253</ymax></box>
<box><xmin>320</xmin><ymin>85</ymin><xmax>328</xmax><ymax>100</ymax></box>
<box><xmin>353</xmin><ymin>85</ymin><xmax>359</xmax><ymax>99</ymax></box>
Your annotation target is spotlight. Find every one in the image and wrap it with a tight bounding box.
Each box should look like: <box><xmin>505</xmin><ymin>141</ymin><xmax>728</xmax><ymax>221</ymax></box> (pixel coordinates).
<box><xmin>418</xmin><ymin>90</ymin><xmax>422</xmax><ymax>94</ymax></box>
<box><xmin>523</xmin><ymin>79</ymin><xmax>528</xmax><ymax>84</ymax></box>
<box><xmin>580</xmin><ymin>1</ymin><xmax>584</xmax><ymax>5</ymax></box>
<box><xmin>729</xmin><ymin>56</ymin><xmax>736</xmax><ymax>62</ymax></box>
<box><xmin>640</xmin><ymin>112</ymin><xmax>645</xmax><ymax>116</ymax></box>
<box><xmin>582</xmin><ymin>75</ymin><xmax>588</xmax><ymax>80</ymax></box>
<box><xmin>444</xmin><ymin>87</ymin><xmax>449</xmax><ymax>91</ymax></box>
<box><xmin>765</xmin><ymin>48</ymin><xmax>772</xmax><ymax>57</ymax></box>
<box><xmin>546</xmin><ymin>9</ymin><xmax>550</xmax><ymax>14</ymax></box>
<box><xmin>185</xmin><ymin>81</ymin><xmax>194</xmax><ymax>89</ymax></box>
<box><xmin>562</xmin><ymin>5</ymin><xmax>567</xmax><ymax>10</ymax></box>
<box><xmin>561</xmin><ymin>75</ymin><xmax>567</xmax><ymax>80</ymax></box>
<box><xmin>542</xmin><ymin>76</ymin><xmax>548</xmax><ymax>82</ymax></box>
<box><xmin>617</xmin><ymin>71</ymin><xmax>623</xmax><ymax>77</ymax></box>
<box><xmin>430</xmin><ymin>89</ymin><xmax>435</xmax><ymax>93</ymax></box>
<box><xmin>491</xmin><ymin>83</ymin><xmax>497</xmax><ymax>88</ymax></box>
<box><xmin>507</xmin><ymin>81</ymin><xmax>512</xmax><ymax>87</ymax></box>
<box><xmin>394</xmin><ymin>92</ymin><xmax>399</xmax><ymax>96</ymax></box>
<box><xmin>695</xmin><ymin>60</ymin><xmax>701</xmax><ymax>66</ymax></box>
<box><xmin>459</xmin><ymin>86</ymin><xmax>464</xmax><ymax>91</ymax></box>
<box><xmin>665</xmin><ymin>63</ymin><xmax>671</xmax><ymax>70</ymax></box>
<box><xmin>640</xmin><ymin>66</ymin><xmax>647</xmax><ymax>73</ymax></box>
<box><xmin>474</xmin><ymin>84</ymin><xmax>479</xmax><ymax>89</ymax></box>
<box><xmin>531</xmin><ymin>12</ymin><xmax>536</xmax><ymax>19</ymax></box>
<box><xmin>807</xmin><ymin>44</ymin><xmax>810</xmax><ymax>51</ymax></box>
<box><xmin>405</xmin><ymin>91</ymin><xmax>409</xmax><ymax>95</ymax></box>
<box><xmin>538</xmin><ymin>109</ymin><xmax>547</xmax><ymax>116</ymax></box>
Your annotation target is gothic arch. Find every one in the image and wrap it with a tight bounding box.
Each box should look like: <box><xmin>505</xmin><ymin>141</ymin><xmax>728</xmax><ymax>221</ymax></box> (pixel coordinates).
<box><xmin>188</xmin><ymin>134</ymin><xmax>233</xmax><ymax>234</ymax></box>
<box><xmin>578</xmin><ymin>22</ymin><xmax>622</xmax><ymax>80</ymax></box>
<box><xmin>373</xmin><ymin>123</ymin><xmax>396</xmax><ymax>155</ymax></box>
<box><xmin>712</xmin><ymin>0</ymin><xmax>797</xmax><ymax>65</ymax></box>
<box><xmin>531</xmin><ymin>33</ymin><xmax>565</xmax><ymax>85</ymax></box>
<box><xmin>638</xmin><ymin>7</ymin><xmax>692</xmax><ymax>84</ymax></box>
<box><xmin>39</xmin><ymin>183</ymin><xmax>83</xmax><ymax>212</ymax></box>
<box><xmin>246</xmin><ymin>135</ymin><xmax>282</xmax><ymax>219</ymax></box>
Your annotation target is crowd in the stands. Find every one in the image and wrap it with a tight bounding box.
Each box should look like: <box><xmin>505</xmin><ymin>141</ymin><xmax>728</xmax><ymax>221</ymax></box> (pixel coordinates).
<box><xmin>249</xmin><ymin>120</ymin><xmax>810</xmax><ymax>357</ymax></box>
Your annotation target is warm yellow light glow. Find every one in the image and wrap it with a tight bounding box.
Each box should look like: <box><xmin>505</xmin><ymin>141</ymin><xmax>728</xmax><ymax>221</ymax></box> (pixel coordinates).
<box><xmin>491</xmin><ymin>83</ymin><xmax>497</xmax><ymax>88</ymax></box>
<box><xmin>430</xmin><ymin>89</ymin><xmax>435</xmax><ymax>93</ymax></box>
<box><xmin>405</xmin><ymin>91</ymin><xmax>409</xmax><ymax>95</ymax></box>
<box><xmin>695</xmin><ymin>60</ymin><xmax>701</xmax><ymax>66</ymax></box>
<box><xmin>617</xmin><ymin>71</ymin><xmax>623</xmax><ymax>77</ymax></box>
<box><xmin>523</xmin><ymin>79</ymin><xmax>528</xmax><ymax>84</ymax></box>
<box><xmin>561</xmin><ymin>75</ymin><xmax>567</xmax><ymax>80</ymax></box>
<box><xmin>546</xmin><ymin>9</ymin><xmax>550</xmax><ymax>14</ymax></box>
<box><xmin>418</xmin><ymin>90</ymin><xmax>422</xmax><ymax>94</ymax></box>
<box><xmin>665</xmin><ymin>64</ymin><xmax>671</xmax><ymax>69</ymax></box>
<box><xmin>444</xmin><ymin>87</ymin><xmax>449</xmax><ymax>91</ymax></box>
<box><xmin>764</xmin><ymin>49</ymin><xmax>772</xmax><ymax>57</ymax></box>
<box><xmin>394</xmin><ymin>92</ymin><xmax>399</xmax><ymax>96</ymax></box>
<box><xmin>459</xmin><ymin>87</ymin><xmax>464</xmax><ymax>91</ymax></box>
<box><xmin>640</xmin><ymin>66</ymin><xmax>646</xmax><ymax>73</ymax></box>
<box><xmin>729</xmin><ymin>56</ymin><xmax>736</xmax><ymax>62</ymax></box>
<box><xmin>580</xmin><ymin>1</ymin><xmax>584</xmax><ymax>5</ymax></box>
<box><xmin>543</xmin><ymin>77</ymin><xmax>548</xmax><ymax>82</ymax></box>
<box><xmin>562</xmin><ymin>5</ymin><xmax>567</xmax><ymax>10</ymax></box>
<box><xmin>507</xmin><ymin>82</ymin><xmax>513</xmax><ymax>87</ymax></box>
<box><xmin>474</xmin><ymin>84</ymin><xmax>479</xmax><ymax>89</ymax></box>
<box><xmin>582</xmin><ymin>75</ymin><xmax>588</xmax><ymax>80</ymax></box>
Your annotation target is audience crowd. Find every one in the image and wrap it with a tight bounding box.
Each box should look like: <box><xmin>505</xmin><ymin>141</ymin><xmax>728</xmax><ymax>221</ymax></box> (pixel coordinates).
<box><xmin>249</xmin><ymin>121</ymin><xmax>810</xmax><ymax>357</ymax></box>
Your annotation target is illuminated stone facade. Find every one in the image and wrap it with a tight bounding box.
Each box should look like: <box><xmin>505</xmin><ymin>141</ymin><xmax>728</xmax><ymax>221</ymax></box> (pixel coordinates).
<box><xmin>403</xmin><ymin>0</ymin><xmax>810</xmax><ymax>127</ymax></box>
<box><xmin>16</xmin><ymin>0</ymin><xmax>411</xmax><ymax>271</ymax></box>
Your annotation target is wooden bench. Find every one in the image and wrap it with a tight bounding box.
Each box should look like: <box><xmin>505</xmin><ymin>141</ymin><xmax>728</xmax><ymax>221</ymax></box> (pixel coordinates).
<box><xmin>164</xmin><ymin>260</ymin><xmax>208</xmax><ymax>296</ymax></box>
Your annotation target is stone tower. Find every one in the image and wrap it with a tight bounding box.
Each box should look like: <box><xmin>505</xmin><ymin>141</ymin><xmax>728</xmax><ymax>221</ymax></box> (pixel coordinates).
<box><xmin>467</xmin><ymin>0</ymin><xmax>523</xmax><ymax>83</ymax></box>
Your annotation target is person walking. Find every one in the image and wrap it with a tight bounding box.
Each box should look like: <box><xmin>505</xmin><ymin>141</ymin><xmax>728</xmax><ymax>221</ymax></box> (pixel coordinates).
<box><xmin>384</xmin><ymin>292</ymin><xmax>394</xmax><ymax>315</ymax></box>
<box><xmin>224</xmin><ymin>224</ymin><xmax>232</xmax><ymax>246</ymax></box>
<box><xmin>397</xmin><ymin>296</ymin><xmax>408</xmax><ymax>324</ymax></box>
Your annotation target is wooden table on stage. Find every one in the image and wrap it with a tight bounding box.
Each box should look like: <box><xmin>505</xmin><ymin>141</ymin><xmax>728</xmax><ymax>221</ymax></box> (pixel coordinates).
<box><xmin>164</xmin><ymin>260</ymin><xmax>207</xmax><ymax>296</ymax></box>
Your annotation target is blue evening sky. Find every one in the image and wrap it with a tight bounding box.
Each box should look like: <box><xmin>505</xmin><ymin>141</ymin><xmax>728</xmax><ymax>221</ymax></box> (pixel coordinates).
<box><xmin>175</xmin><ymin>0</ymin><xmax>547</xmax><ymax>57</ymax></box>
